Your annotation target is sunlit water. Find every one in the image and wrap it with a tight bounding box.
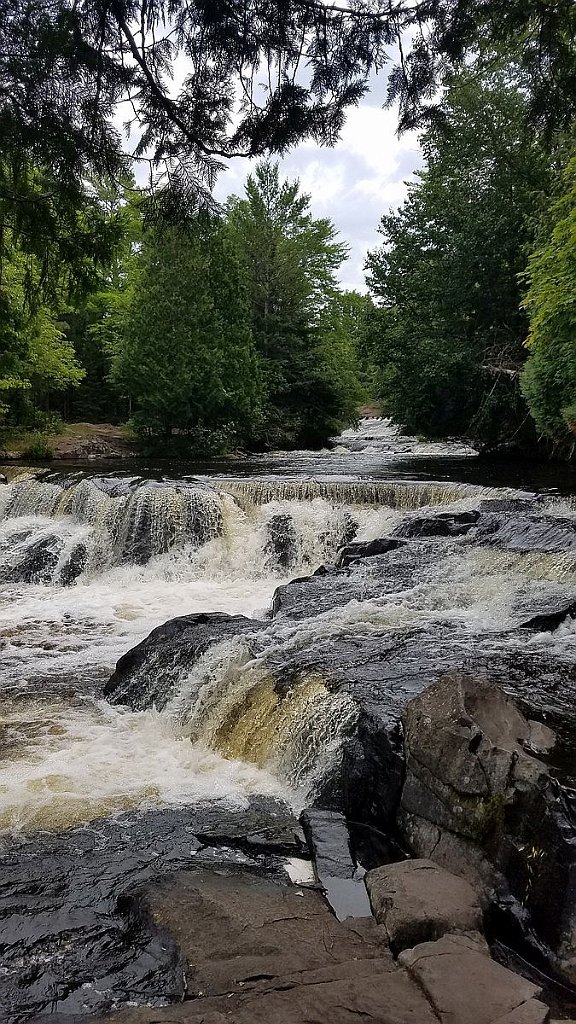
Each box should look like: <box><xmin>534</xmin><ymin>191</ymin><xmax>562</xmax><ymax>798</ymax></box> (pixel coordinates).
<box><xmin>1</xmin><ymin>418</ymin><xmax>576</xmax><ymax>836</ymax></box>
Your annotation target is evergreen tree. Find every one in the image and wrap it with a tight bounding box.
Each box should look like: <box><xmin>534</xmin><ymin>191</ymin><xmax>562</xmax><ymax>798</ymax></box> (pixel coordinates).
<box><xmin>64</xmin><ymin>179</ymin><xmax>143</xmax><ymax>423</ymax></box>
<box><xmin>112</xmin><ymin>219</ymin><xmax>261</xmax><ymax>451</ymax></box>
<box><xmin>227</xmin><ymin>161</ymin><xmax>361</xmax><ymax>448</ymax></box>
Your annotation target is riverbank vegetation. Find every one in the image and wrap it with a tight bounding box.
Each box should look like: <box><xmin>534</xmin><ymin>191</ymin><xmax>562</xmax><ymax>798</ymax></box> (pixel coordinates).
<box><xmin>363</xmin><ymin>53</ymin><xmax>576</xmax><ymax>455</ymax></box>
<box><xmin>1</xmin><ymin>2</ymin><xmax>576</xmax><ymax>456</ymax></box>
<box><xmin>0</xmin><ymin>161</ymin><xmax>363</xmax><ymax>455</ymax></box>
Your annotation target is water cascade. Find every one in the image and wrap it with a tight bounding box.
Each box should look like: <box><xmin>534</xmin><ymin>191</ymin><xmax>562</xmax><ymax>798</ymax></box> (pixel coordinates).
<box><xmin>219</xmin><ymin>476</ymin><xmax>524</xmax><ymax>510</ymax></box>
<box><xmin>167</xmin><ymin>638</ymin><xmax>361</xmax><ymax>794</ymax></box>
<box><xmin>1</xmin><ymin>449</ymin><xmax>576</xmax><ymax>836</ymax></box>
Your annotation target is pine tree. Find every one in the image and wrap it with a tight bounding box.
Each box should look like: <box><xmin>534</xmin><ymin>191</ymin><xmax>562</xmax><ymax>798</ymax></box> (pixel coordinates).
<box><xmin>113</xmin><ymin>219</ymin><xmax>261</xmax><ymax>451</ymax></box>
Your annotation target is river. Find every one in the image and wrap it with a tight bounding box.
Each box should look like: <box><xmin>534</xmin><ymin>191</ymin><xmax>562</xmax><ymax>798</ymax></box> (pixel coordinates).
<box><xmin>2</xmin><ymin>417</ymin><xmax>576</xmax><ymax>1020</ymax></box>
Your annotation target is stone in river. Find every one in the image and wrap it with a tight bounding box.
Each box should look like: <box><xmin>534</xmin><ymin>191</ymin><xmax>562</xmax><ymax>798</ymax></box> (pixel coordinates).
<box><xmin>366</xmin><ymin>858</ymin><xmax>482</xmax><ymax>954</ymax></box>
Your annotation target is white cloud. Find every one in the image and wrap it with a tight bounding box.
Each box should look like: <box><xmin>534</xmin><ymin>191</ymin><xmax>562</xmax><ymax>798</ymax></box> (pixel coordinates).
<box><xmin>117</xmin><ymin>63</ymin><xmax>422</xmax><ymax>292</ymax></box>
<box><xmin>215</xmin><ymin>100</ymin><xmax>422</xmax><ymax>292</ymax></box>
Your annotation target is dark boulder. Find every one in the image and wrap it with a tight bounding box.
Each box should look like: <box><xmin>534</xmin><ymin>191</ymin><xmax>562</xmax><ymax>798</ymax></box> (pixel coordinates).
<box><xmin>393</xmin><ymin>510</ymin><xmax>480</xmax><ymax>539</ymax></box>
<box><xmin>399</xmin><ymin>673</ymin><xmax>576</xmax><ymax>984</ymax></box>
<box><xmin>59</xmin><ymin>542</ymin><xmax>88</xmax><ymax>586</ymax></box>
<box><xmin>473</xmin><ymin>512</ymin><xmax>576</xmax><ymax>552</ymax></box>
<box><xmin>519</xmin><ymin>599</ymin><xmax>576</xmax><ymax>633</ymax></box>
<box><xmin>104</xmin><ymin>612</ymin><xmax>262</xmax><ymax>710</ymax></box>
<box><xmin>4</xmin><ymin>535</ymin><xmax>63</xmax><ymax>583</ymax></box>
<box><xmin>366</xmin><ymin>859</ymin><xmax>483</xmax><ymax>954</ymax></box>
<box><xmin>335</xmin><ymin>536</ymin><xmax>405</xmax><ymax>568</ymax></box>
<box><xmin>270</xmin><ymin>539</ymin><xmax>442</xmax><ymax>620</ymax></box>
<box><xmin>264</xmin><ymin>513</ymin><xmax>297</xmax><ymax>570</ymax></box>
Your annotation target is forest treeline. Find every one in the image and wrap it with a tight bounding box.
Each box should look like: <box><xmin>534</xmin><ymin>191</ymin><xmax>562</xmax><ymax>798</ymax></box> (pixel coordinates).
<box><xmin>363</xmin><ymin>69</ymin><xmax>576</xmax><ymax>456</ymax></box>
<box><xmin>1</xmin><ymin>1</ymin><xmax>576</xmax><ymax>456</ymax></box>
<box><xmin>1</xmin><ymin>161</ymin><xmax>364</xmax><ymax>453</ymax></box>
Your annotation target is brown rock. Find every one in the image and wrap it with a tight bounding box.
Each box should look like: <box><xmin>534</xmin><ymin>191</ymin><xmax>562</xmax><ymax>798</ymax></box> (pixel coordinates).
<box><xmin>399</xmin><ymin>673</ymin><xmax>576</xmax><ymax>982</ymax></box>
<box><xmin>399</xmin><ymin>932</ymin><xmax>549</xmax><ymax>1024</ymax></box>
<box><xmin>89</xmin><ymin>868</ymin><xmax>440</xmax><ymax>1024</ymax></box>
<box><xmin>83</xmin><ymin>865</ymin><xmax>557</xmax><ymax>1024</ymax></box>
<box><xmin>366</xmin><ymin>858</ymin><xmax>482</xmax><ymax>952</ymax></box>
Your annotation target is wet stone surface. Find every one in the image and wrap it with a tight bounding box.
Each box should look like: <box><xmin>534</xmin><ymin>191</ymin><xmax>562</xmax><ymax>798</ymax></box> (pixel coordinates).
<box><xmin>0</xmin><ymin>800</ymin><xmax>304</xmax><ymax>1024</ymax></box>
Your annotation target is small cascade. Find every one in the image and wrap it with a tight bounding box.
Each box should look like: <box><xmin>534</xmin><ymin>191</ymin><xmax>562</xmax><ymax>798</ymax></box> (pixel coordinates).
<box><xmin>220</xmin><ymin>477</ymin><xmax>524</xmax><ymax>510</ymax></box>
<box><xmin>0</xmin><ymin>474</ymin><xmax>226</xmax><ymax>582</ymax></box>
<box><xmin>166</xmin><ymin>638</ymin><xmax>361</xmax><ymax>796</ymax></box>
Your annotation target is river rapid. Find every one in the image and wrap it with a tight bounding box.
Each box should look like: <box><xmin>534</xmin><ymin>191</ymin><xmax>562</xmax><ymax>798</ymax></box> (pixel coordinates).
<box><xmin>3</xmin><ymin>418</ymin><xmax>576</xmax><ymax>1019</ymax></box>
<box><xmin>0</xmin><ymin>419</ymin><xmax>483</xmax><ymax>834</ymax></box>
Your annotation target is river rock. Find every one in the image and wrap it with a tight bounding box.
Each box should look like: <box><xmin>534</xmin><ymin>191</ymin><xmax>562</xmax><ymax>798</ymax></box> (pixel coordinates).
<box><xmin>79</xmin><ymin>869</ymin><xmax>554</xmax><ymax>1024</ymax></box>
<box><xmin>4</xmin><ymin>534</ymin><xmax>63</xmax><ymax>583</ymax></box>
<box><xmin>104</xmin><ymin>612</ymin><xmax>262</xmax><ymax>710</ymax></box>
<box><xmin>366</xmin><ymin>859</ymin><xmax>482</xmax><ymax>953</ymax></box>
<box><xmin>473</xmin><ymin>512</ymin><xmax>576</xmax><ymax>552</ymax></box>
<box><xmin>335</xmin><ymin>536</ymin><xmax>405</xmax><ymax>568</ymax></box>
<box><xmin>398</xmin><ymin>932</ymin><xmax>549</xmax><ymax>1024</ymax></box>
<box><xmin>59</xmin><ymin>541</ymin><xmax>88</xmax><ymax>586</ymax></box>
<box><xmin>264</xmin><ymin>512</ymin><xmax>297</xmax><ymax>569</ymax></box>
<box><xmin>519</xmin><ymin>598</ymin><xmax>576</xmax><ymax>633</ymax></box>
<box><xmin>0</xmin><ymin>800</ymin><xmax>304</xmax><ymax>1023</ymax></box>
<box><xmin>394</xmin><ymin>509</ymin><xmax>480</xmax><ymax>538</ymax></box>
<box><xmin>399</xmin><ymin>673</ymin><xmax>576</xmax><ymax>983</ymax></box>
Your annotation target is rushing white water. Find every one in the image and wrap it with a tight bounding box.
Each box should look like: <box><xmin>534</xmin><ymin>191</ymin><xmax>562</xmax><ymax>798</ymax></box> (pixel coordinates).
<box><xmin>1</xmin><ymin>419</ymin><xmax>575</xmax><ymax>836</ymax></box>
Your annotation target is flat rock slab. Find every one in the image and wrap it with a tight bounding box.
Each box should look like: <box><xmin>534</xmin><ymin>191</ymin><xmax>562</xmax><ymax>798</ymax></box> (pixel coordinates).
<box><xmin>81</xmin><ymin>868</ymin><xmax>553</xmax><ymax>1024</ymax></box>
<box><xmin>88</xmin><ymin>869</ymin><xmax>439</xmax><ymax>1024</ymax></box>
<box><xmin>300</xmin><ymin>807</ymin><xmax>372</xmax><ymax>920</ymax></box>
<box><xmin>399</xmin><ymin>933</ymin><xmax>549</xmax><ymax>1024</ymax></box>
<box><xmin>366</xmin><ymin>858</ymin><xmax>482</xmax><ymax>952</ymax></box>
<box><xmin>0</xmin><ymin>801</ymin><xmax>304</xmax><ymax>1023</ymax></box>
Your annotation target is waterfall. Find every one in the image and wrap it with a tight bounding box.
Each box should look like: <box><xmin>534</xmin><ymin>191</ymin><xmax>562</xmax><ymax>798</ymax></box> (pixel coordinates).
<box><xmin>166</xmin><ymin>637</ymin><xmax>361</xmax><ymax>796</ymax></box>
<box><xmin>0</xmin><ymin>474</ymin><xmax>226</xmax><ymax>582</ymax></box>
<box><xmin>0</xmin><ymin>472</ymin><xmax>420</xmax><ymax>585</ymax></box>
<box><xmin>219</xmin><ymin>477</ymin><xmax>525</xmax><ymax>510</ymax></box>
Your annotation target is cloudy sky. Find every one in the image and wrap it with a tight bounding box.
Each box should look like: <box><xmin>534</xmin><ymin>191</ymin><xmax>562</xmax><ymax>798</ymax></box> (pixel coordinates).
<box><xmin>124</xmin><ymin>46</ymin><xmax>423</xmax><ymax>294</ymax></box>
<box><xmin>213</xmin><ymin>101</ymin><xmax>422</xmax><ymax>292</ymax></box>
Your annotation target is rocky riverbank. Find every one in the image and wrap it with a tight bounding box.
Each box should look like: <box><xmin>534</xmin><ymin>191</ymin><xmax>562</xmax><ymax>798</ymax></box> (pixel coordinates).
<box><xmin>5</xmin><ymin>452</ymin><xmax>576</xmax><ymax>1020</ymax></box>
<box><xmin>17</xmin><ymin>672</ymin><xmax>576</xmax><ymax>1024</ymax></box>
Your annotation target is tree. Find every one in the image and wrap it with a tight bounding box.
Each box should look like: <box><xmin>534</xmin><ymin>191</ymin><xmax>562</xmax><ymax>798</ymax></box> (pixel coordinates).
<box><xmin>63</xmin><ymin>178</ymin><xmax>144</xmax><ymax>423</ymax></box>
<box><xmin>329</xmin><ymin>290</ymin><xmax>376</xmax><ymax>393</ymax></box>
<box><xmin>364</xmin><ymin>72</ymin><xmax>552</xmax><ymax>446</ymax></box>
<box><xmin>2</xmin><ymin>1</ymin><xmax>573</xmax><ymax>243</ymax></box>
<box><xmin>112</xmin><ymin>218</ymin><xmax>261</xmax><ymax>450</ymax></box>
<box><xmin>227</xmin><ymin>161</ymin><xmax>361</xmax><ymax>448</ymax></box>
<box><xmin>521</xmin><ymin>155</ymin><xmax>576</xmax><ymax>451</ymax></box>
<box><xmin>0</xmin><ymin>231</ymin><xmax>84</xmax><ymax>420</ymax></box>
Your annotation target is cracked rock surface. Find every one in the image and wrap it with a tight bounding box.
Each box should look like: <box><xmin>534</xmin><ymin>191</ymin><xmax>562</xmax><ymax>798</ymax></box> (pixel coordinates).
<box><xmin>74</xmin><ymin>870</ymin><xmax>549</xmax><ymax>1024</ymax></box>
